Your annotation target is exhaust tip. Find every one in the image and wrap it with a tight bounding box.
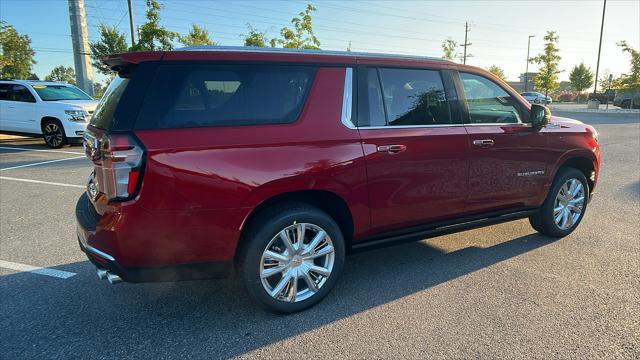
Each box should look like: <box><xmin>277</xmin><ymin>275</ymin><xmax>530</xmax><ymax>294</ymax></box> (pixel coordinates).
<box><xmin>96</xmin><ymin>268</ymin><xmax>108</xmax><ymax>280</ymax></box>
<box><xmin>106</xmin><ymin>272</ymin><xmax>122</xmax><ymax>284</ymax></box>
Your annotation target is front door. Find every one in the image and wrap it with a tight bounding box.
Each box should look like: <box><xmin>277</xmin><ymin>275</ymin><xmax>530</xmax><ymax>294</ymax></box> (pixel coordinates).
<box><xmin>358</xmin><ymin>67</ymin><xmax>469</xmax><ymax>234</ymax></box>
<box><xmin>458</xmin><ymin>72</ymin><xmax>551</xmax><ymax>213</ymax></box>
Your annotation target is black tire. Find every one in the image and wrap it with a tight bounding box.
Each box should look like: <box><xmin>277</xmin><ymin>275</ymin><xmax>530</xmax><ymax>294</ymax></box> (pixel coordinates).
<box><xmin>621</xmin><ymin>99</ymin><xmax>631</xmax><ymax>109</ymax></box>
<box><xmin>237</xmin><ymin>202</ymin><xmax>345</xmax><ymax>313</ymax></box>
<box><xmin>41</xmin><ymin>119</ymin><xmax>67</xmax><ymax>149</ymax></box>
<box><xmin>529</xmin><ymin>167</ymin><xmax>589</xmax><ymax>237</ymax></box>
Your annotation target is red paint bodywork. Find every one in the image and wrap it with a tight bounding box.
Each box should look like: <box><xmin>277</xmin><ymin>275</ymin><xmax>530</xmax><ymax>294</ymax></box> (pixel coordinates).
<box><xmin>81</xmin><ymin>50</ymin><xmax>601</xmax><ymax>271</ymax></box>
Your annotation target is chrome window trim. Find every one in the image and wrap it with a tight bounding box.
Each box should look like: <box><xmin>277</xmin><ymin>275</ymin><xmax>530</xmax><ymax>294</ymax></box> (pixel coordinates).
<box><xmin>358</xmin><ymin>124</ymin><xmax>465</xmax><ymax>130</ymax></box>
<box><xmin>340</xmin><ymin>68</ymin><xmax>357</xmax><ymax>129</ymax></box>
<box><xmin>465</xmin><ymin>123</ymin><xmax>531</xmax><ymax>127</ymax></box>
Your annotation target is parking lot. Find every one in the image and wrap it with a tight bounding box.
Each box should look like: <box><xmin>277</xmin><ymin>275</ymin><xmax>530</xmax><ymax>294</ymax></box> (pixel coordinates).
<box><xmin>0</xmin><ymin>111</ymin><xmax>638</xmax><ymax>359</ymax></box>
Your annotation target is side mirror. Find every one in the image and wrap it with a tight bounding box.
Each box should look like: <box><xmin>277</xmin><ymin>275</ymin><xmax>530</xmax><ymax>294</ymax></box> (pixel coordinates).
<box><xmin>530</xmin><ymin>103</ymin><xmax>550</xmax><ymax>130</ymax></box>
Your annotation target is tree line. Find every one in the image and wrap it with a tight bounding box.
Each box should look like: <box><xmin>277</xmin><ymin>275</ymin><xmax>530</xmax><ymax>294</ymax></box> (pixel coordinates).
<box><xmin>444</xmin><ymin>31</ymin><xmax>639</xmax><ymax>100</ymax></box>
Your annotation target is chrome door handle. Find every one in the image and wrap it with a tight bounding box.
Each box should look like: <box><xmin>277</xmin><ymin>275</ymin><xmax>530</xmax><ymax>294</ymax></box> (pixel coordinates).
<box><xmin>377</xmin><ymin>144</ymin><xmax>407</xmax><ymax>154</ymax></box>
<box><xmin>472</xmin><ymin>139</ymin><xmax>495</xmax><ymax>148</ymax></box>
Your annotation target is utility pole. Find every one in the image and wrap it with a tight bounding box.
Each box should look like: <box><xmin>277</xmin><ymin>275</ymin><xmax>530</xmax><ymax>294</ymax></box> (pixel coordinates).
<box><xmin>68</xmin><ymin>0</ymin><xmax>94</xmax><ymax>95</ymax></box>
<box><xmin>127</xmin><ymin>0</ymin><xmax>136</xmax><ymax>47</ymax></box>
<box><xmin>524</xmin><ymin>35</ymin><xmax>535</xmax><ymax>92</ymax></box>
<box><xmin>462</xmin><ymin>21</ymin><xmax>472</xmax><ymax>65</ymax></box>
<box><xmin>593</xmin><ymin>0</ymin><xmax>606</xmax><ymax>95</ymax></box>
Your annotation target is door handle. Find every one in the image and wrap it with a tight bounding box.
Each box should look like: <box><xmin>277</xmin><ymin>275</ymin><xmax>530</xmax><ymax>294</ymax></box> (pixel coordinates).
<box><xmin>472</xmin><ymin>139</ymin><xmax>495</xmax><ymax>148</ymax></box>
<box><xmin>377</xmin><ymin>144</ymin><xmax>407</xmax><ymax>154</ymax></box>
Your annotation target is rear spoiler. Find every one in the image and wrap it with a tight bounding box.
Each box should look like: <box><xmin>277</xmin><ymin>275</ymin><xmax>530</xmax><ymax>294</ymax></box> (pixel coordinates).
<box><xmin>102</xmin><ymin>51</ymin><xmax>164</xmax><ymax>77</ymax></box>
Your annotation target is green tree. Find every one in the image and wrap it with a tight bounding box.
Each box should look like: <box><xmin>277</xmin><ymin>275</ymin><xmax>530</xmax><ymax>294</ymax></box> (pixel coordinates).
<box><xmin>92</xmin><ymin>80</ymin><xmax>108</xmax><ymax>99</ymax></box>
<box><xmin>530</xmin><ymin>31</ymin><xmax>562</xmax><ymax>97</ymax></box>
<box><xmin>179</xmin><ymin>24</ymin><xmax>214</xmax><ymax>46</ymax></box>
<box><xmin>243</xmin><ymin>25</ymin><xmax>271</xmax><ymax>47</ymax></box>
<box><xmin>45</xmin><ymin>65</ymin><xmax>75</xmax><ymax>84</ymax></box>
<box><xmin>27</xmin><ymin>73</ymin><xmax>39</xmax><ymax>80</ymax></box>
<box><xmin>276</xmin><ymin>4</ymin><xmax>320</xmax><ymax>49</ymax></box>
<box><xmin>0</xmin><ymin>21</ymin><xmax>36</xmax><ymax>79</ymax></box>
<box><xmin>131</xmin><ymin>0</ymin><xmax>176</xmax><ymax>51</ymax></box>
<box><xmin>89</xmin><ymin>24</ymin><xmax>128</xmax><ymax>76</ymax></box>
<box><xmin>487</xmin><ymin>65</ymin><xmax>506</xmax><ymax>81</ymax></box>
<box><xmin>616</xmin><ymin>41</ymin><xmax>640</xmax><ymax>91</ymax></box>
<box><xmin>568</xmin><ymin>62</ymin><xmax>593</xmax><ymax>97</ymax></box>
<box><xmin>441</xmin><ymin>39</ymin><xmax>458</xmax><ymax>61</ymax></box>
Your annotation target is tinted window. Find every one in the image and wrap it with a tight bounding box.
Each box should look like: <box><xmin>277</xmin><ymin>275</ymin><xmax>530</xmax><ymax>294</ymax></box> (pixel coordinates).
<box><xmin>136</xmin><ymin>65</ymin><xmax>315</xmax><ymax>129</ymax></box>
<box><xmin>90</xmin><ymin>76</ymin><xmax>130</xmax><ymax>130</ymax></box>
<box><xmin>33</xmin><ymin>84</ymin><xmax>92</xmax><ymax>101</ymax></box>
<box><xmin>0</xmin><ymin>84</ymin><xmax>10</xmax><ymax>100</ymax></box>
<box><xmin>8</xmin><ymin>85</ymin><xmax>36</xmax><ymax>102</ymax></box>
<box><xmin>460</xmin><ymin>72</ymin><xmax>523</xmax><ymax>124</ymax></box>
<box><xmin>376</xmin><ymin>68</ymin><xmax>451</xmax><ymax>126</ymax></box>
<box><xmin>366</xmin><ymin>69</ymin><xmax>386</xmax><ymax>127</ymax></box>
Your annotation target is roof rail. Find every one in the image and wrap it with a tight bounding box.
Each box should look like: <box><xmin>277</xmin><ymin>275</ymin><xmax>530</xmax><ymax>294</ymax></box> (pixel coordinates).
<box><xmin>176</xmin><ymin>45</ymin><xmax>449</xmax><ymax>63</ymax></box>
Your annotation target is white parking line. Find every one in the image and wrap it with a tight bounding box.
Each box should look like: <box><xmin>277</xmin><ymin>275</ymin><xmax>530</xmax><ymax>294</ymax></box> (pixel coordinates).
<box><xmin>0</xmin><ymin>146</ymin><xmax>84</xmax><ymax>155</ymax></box>
<box><xmin>0</xmin><ymin>155</ymin><xmax>86</xmax><ymax>171</ymax></box>
<box><xmin>0</xmin><ymin>176</ymin><xmax>85</xmax><ymax>188</ymax></box>
<box><xmin>0</xmin><ymin>260</ymin><xmax>76</xmax><ymax>279</ymax></box>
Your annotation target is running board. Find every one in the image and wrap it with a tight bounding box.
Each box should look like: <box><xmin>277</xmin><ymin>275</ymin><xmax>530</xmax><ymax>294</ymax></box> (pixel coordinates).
<box><xmin>351</xmin><ymin>209</ymin><xmax>538</xmax><ymax>253</ymax></box>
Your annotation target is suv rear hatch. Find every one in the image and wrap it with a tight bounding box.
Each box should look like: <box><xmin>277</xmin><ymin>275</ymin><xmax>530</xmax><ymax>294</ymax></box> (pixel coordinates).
<box><xmin>83</xmin><ymin>55</ymin><xmax>160</xmax><ymax>208</ymax></box>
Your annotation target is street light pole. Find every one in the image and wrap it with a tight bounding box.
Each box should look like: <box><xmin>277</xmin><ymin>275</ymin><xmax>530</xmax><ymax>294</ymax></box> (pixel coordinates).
<box><xmin>524</xmin><ymin>35</ymin><xmax>535</xmax><ymax>92</ymax></box>
<box><xmin>593</xmin><ymin>0</ymin><xmax>607</xmax><ymax>95</ymax></box>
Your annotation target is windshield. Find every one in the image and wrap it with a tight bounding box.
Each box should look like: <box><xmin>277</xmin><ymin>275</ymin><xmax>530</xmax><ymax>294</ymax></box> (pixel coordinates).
<box><xmin>32</xmin><ymin>84</ymin><xmax>92</xmax><ymax>101</ymax></box>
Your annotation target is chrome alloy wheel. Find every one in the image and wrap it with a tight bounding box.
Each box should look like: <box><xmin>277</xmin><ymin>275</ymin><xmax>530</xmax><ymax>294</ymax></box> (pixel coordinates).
<box><xmin>43</xmin><ymin>123</ymin><xmax>64</xmax><ymax>147</ymax></box>
<box><xmin>553</xmin><ymin>178</ymin><xmax>585</xmax><ymax>230</ymax></box>
<box><xmin>260</xmin><ymin>223</ymin><xmax>335</xmax><ymax>303</ymax></box>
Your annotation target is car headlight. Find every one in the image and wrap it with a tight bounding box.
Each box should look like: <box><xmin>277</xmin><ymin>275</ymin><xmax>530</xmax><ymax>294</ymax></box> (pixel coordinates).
<box><xmin>65</xmin><ymin>110</ymin><xmax>87</xmax><ymax>122</ymax></box>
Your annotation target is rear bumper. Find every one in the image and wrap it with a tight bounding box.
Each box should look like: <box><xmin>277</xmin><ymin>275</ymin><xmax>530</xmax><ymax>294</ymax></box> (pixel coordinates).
<box><xmin>75</xmin><ymin>193</ymin><xmax>232</xmax><ymax>282</ymax></box>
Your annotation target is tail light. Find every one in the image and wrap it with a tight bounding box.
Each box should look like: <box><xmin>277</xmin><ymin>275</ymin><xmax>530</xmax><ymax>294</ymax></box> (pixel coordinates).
<box><xmin>84</xmin><ymin>131</ymin><xmax>145</xmax><ymax>202</ymax></box>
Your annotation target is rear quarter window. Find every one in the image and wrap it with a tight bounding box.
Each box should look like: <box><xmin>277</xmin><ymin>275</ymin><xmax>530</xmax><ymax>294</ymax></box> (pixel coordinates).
<box><xmin>135</xmin><ymin>64</ymin><xmax>316</xmax><ymax>129</ymax></box>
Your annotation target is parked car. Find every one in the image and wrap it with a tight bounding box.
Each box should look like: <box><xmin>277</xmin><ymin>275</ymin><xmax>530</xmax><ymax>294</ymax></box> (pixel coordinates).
<box><xmin>520</xmin><ymin>91</ymin><xmax>552</xmax><ymax>104</ymax></box>
<box><xmin>76</xmin><ymin>47</ymin><xmax>600</xmax><ymax>313</ymax></box>
<box><xmin>0</xmin><ymin>80</ymin><xmax>98</xmax><ymax>148</ymax></box>
<box><xmin>588</xmin><ymin>89</ymin><xmax>616</xmax><ymax>103</ymax></box>
<box><xmin>613</xmin><ymin>90</ymin><xmax>640</xmax><ymax>109</ymax></box>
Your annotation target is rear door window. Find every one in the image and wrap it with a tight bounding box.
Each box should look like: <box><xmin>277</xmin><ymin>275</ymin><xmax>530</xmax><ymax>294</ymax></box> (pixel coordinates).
<box><xmin>136</xmin><ymin>65</ymin><xmax>316</xmax><ymax>129</ymax></box>
<box><xmin>90</xmin><ymin>76</ymin><xmax>130</xmax><ymax>130</ymax></box>
<box><xmin>362</xmin><ymin>67</ymin><xmax>454</xmax><ymax>127</ymax></box>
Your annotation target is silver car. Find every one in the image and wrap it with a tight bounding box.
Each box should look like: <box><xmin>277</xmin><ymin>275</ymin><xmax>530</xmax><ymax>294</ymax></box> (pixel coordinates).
<box><xmin>521</xmin><ymin>91</ymin><xmax>552</xmax><ymax>104</ymax></box>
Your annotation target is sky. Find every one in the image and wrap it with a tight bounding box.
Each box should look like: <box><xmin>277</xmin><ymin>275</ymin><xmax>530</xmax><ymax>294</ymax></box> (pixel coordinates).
<box><xmin>1</xmin><ymin>0</ymin><xmax>639</xmax><ymax>85</ymax></box>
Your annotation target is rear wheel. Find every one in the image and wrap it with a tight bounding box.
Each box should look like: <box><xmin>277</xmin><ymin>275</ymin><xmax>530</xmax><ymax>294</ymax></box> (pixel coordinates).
<box><xmin>529</xmin><ymin>167</ymin><xmax>589</xmax><ymax>237</ymax></box>
<box><xmin>621</xmin><ymin>99</ymin><xmax>631</xmax><ymax>109</ymax></box>
<box><xmin>42</xmin><ymin>119</ymin><xmax>66</xmax><ymax>149</ymax></box>
<box><xmin>238</xmin><ymin>203</ymin><xmax>345</xmax><ymax>313</ymax></box>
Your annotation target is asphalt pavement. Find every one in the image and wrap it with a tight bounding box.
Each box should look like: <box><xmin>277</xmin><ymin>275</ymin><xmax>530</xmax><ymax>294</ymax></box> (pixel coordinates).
<box><xmin>0</xmin><ymin>111</ymin><xmax>638</xmax><ymax>359</ymax></box>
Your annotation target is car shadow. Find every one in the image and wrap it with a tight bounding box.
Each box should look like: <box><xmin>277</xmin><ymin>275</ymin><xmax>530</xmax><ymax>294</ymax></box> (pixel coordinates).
<box><xmin>0</xmin><ymin>231</ymin><xmax>552</xmax><ymax>358</ymax></box>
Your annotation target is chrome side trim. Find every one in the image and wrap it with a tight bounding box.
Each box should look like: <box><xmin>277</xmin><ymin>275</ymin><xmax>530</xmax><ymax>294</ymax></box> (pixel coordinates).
<box><xmin>86</xmin><ymin>244</ymin><xmax>116</xmax><ymax>262</ymax></box>
<box><xmin>341</xmin><ymin>68</ymin><xmax>356</xmax><ymax>129</ymax></box>
<box><xmin>78</xmin><ymin>227</ymin><xmax>116</xmax><ymax>262</ymax></box>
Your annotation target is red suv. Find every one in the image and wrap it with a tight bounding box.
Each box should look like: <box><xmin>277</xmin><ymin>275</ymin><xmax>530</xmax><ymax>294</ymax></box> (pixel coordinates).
<box><xmin>76</xmin><ymin>47</ymin><xmax>600</xmax><ymax>313</ymax></box>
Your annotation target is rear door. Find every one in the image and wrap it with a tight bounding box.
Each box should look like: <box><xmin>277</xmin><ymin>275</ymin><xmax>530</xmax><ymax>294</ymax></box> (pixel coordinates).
<box><xmin>6</xmin><ymin>85</ymin><xmax>38</xmax><ymax>133</ymax></box>
<box><xmin>357</xmin><ymin>66</ymin><xmax>469</xmax><ymax>234</ymax></box>
<box><xmin>458</xmin><ymin>71</ymin><xmax>552</xmax><ymax>213</ymax></box>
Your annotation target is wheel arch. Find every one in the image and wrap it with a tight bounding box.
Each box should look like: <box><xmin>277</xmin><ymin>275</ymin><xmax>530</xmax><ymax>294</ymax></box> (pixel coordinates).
<box><xmin>236</xmin><ymin>189</ymin><xmax>355</xmax><ymax>260</ymax></box>
<box><xmin>556</xmin><ymin>154</ymin><xmax>597</xmax><ymax>194</ymax></box>
<box><xmin>40</xmin><ymin>116</ymin><xmax>63</xmax><ymax>132</ymax></box>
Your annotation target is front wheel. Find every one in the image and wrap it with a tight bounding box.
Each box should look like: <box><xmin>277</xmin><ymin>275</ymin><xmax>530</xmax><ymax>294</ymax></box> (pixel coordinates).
<box><xmin>238</xmin><ymin>203</ymin><xmax>345</xmax><ymax>313</ymax></box>
<box><xmin>42</xmin><ymin>119</ymin><xmax>66</xmax><ymax>148</ymax></box>
<box><xmin>529</xmin><ymin>167</ymin><xmax>589</xmax><ymax>237</ymax></box>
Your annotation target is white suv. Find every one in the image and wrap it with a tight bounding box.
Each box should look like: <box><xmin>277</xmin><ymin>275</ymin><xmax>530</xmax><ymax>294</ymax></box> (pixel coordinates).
<box><xmin>0</xmin><ymin>80</ymin><xmax>98</xmax><ymax>148</ymax></box>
